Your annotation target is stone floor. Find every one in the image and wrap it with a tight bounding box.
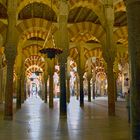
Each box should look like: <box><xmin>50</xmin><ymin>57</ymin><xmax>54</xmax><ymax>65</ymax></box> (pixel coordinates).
<box><xmin>0</xmin><ymin>96</ymin><xmax>131</xmax><ymax>140</ymax></box>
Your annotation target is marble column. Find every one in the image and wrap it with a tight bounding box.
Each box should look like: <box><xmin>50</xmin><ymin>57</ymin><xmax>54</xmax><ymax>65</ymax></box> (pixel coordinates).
<box><xmin>48</xmin><ymin>59</ymin><xmax>54</xmax><ymax>108</ymax></box>
<box><xmin>4</xmin><ymin>57</ymin><xmax>15</xmax><ymax>120</ymax></box>
<box><xmin>75</xmin><ymin>73</ymin><xmax>79</xmax><ymax>100</ymax></box>
<box><xmin>44</xmin><ymin>75</ymin><xmax>48</xmax><ymax>103</ymax></box>
<box><xmin>113</xmin><ymin>60</ymin><xmax>119</xmax><ymax>101</ymax></box>
<box><xmin>92</xmin><ymin>68</ymin><xmax>96</xmax><ymax>100</ymax></box>
<box><xmin>87</xmin><ymin>76</ymin><xmax>91</xmax><ymax>102</ymax></box>
<box><xmin>102</xmin><ymin>0</ymin><xmax>116</xmax><ymax>116</ymax></box>
<box><xmin>77</xmin><ymin>43</ymin><xmax>86</xmax><ymax>107</ymax></box>
<box><xmin>87</xmin><ymin>58</ymin><xmax>92</xmax><ymax>102</ymax></box>
<box><xmin>44</xmin><ymin>58</ymin><xmax>48</xmax><ymax>103</ymax></box>
<box><xmin>4</xmin><ymin>0</ymin><xmax>18</xmax><ymax>120</ymax></box>
<box><xmin>2</xmin><ymin>66</ymin><xmax>6</xmax><ymax>102</ymax></box>
<box><xmin>66</xmin><ymin>59</ymin><xmax>70</xmax><ymax>103</ymax></box>
<box><xmin>66</xmin><ymin>76</ymin><xmax>70</xmax><ymax>103</ymax></box>
<box><xmin>78</xmin><ymin>70</ymin><xmax>84</xmax><ymax>107</ymax></box>
<box><xmin>57</xmin><ymin>0</ymin><xmax>69</xmax><ymax>116</ymax></box>
<box><xmin>0</xmin><ymin>54</ymin><xmax>2</xmax><ymax>103</ymax></box>
<box><xmin>21</xmin><ymin>74</ymin><xmax>25</xmax><ymax>103</ymax></box>
<box><xmin>106</xmin><ymin>61</ymin><xmax>115</xmax><ymax>115</ymax></box>
<box><xmin>19</xmin><ymin>64</ymin><xmax>25</xmax><ymax>103</ymax></box>
<box><xmin>41</xmin><ymin>78</ymin><xmax>45</xmax><ymax>100</ymax></box>
<box><xmin>126</xmin><ymin>0</ymin><xmax>140</xmax><ymax>139</ymax></box>
<box><xmin>92</xmin><ymin>80</ymin><xmax>96</xmax><ymax>99</ymax></box>
<box><xmin>114</xmin><ymin>73</ymin><xmax>118</xmax><ymax>101</ymax></box>
<box><xmin>16</xmin><ymin>74</ymin><xmax>21</xmax><ymax>109</ymax></box>
<box><xmin>59</xmin><ymin>61</ymin><xmax>67</xmax><ymax>115</ymax></box>
<box><xmin>24</xmin><ymin>78</ymin><xmax>27</xmax><ymax>100</ymax></box>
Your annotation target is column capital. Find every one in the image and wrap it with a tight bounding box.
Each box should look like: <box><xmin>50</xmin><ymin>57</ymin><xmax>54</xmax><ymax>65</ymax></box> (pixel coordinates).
<box><xmin>102</xmin><ymin>50</ymin><xmax>115</xmax><ymax>64</ymax></box>
<box><xmin>5</xmin><ymin>48</ymin><xmax>16</xmax><ymax>61</ymax></box>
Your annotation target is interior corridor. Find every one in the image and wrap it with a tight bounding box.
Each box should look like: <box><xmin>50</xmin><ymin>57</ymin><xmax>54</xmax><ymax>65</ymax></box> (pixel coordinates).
<box><xmin>0</xmin><ymin>97</ymin><xmax>131</xmax><ymax>140</ymax></box>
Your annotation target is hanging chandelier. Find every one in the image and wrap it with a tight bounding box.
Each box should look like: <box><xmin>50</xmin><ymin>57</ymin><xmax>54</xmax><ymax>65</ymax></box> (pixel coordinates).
<box><xmin>39</xmin><ymin>47</ymin><xmax>63</xmax><ymax>59</ymax></box>
<box><xmin>39</xmin><ymin>0</ymin><xmax>63</xmax><ymax>59</ymax></box>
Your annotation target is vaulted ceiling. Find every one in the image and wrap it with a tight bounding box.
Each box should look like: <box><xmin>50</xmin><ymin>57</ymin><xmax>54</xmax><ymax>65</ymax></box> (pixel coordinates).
<box><xmin>0</xmin><ymin>0</ymin><xmax>128</xmax><ymax>77</ymax></box>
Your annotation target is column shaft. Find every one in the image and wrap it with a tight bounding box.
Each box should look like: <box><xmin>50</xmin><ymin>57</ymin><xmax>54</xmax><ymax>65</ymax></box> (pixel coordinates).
<box><xmin>87</xmin><ymin>78</ymin><xmax>91</xmax><ymax>102</ymax></box>
<box><xmin>0</xmin><ymin>56</ymin><xmax>2</xmax><ymax>103</ymax></box>
<box><xmin>49</xmin><ymin>72</ymin><xmax>54</xmax><ymax>108</ymax></box>
<box><xmin>107</xmin><ymin>62</ymin><xmax>115</xmax><ymax>116</ymax></box>
<box><xmin>66</xmin><ymin>77</ymin><xmax>70</xmax><ymax>103</ymax></box>
<box><xmin>21</xmin><ymin>77</ymin><xmax>25</xmax><ymax>103</ymax></box>
<box><xmin>4</xmin><ymin>62</ymin><xmax>14</xmax><ymax>120</ymax></box>
<box><xmin>44</xmin><ymin>77</ymin><xmax>48</xmax><ymax>103</ymax></box>
<box><xmin>4</xmin><ymin>1</ymin><xmax>17</xmax><ymax>120</ymax></box>
<box><xmin>103</xmin><ymin>1</ymin><xmax>116</xmax><ymax>116</ymax></box>
<box><xmin>60</xmin><ymin>62</ymin><xmax>67</xmax><ymax>115</ymax></box>
<box><xmin>58</xmin><ymin>1</ymin><xmax>69</xmax><ymax>116</ymax></box>
<box><xmin>79</xmin><ymin>74</ymin><xmax>84</xmax><ymax>107</ymax></box>
<box><xmin>92</xmin><ymin>82</ymin><xmax>95</xmax><ymax>99</ymax></box>
<box><xmin>126</xmin><ymin>1</ymin><xmax>140</xmax><ymax>139</ymax></box>
<box><xmin>16</xmin><ymin>77</ymin><xmax>21</xmax><ymax>109</ymax></box>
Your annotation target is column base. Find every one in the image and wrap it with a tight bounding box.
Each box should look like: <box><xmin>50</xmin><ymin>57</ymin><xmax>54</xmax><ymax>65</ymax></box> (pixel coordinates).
<box><xmin>108</xmin><ymin>102</ymin><xmax>115</xmax><ymax>116</ymax></box>
<box><xmin>16</xmin><ymin>105</ymin><xmax>21</xmax><ymax>110</ymax></box>
<box><xmin>88</xmin><ymin>99</ymin><xmax>91</xmax><ymax>102</ymax></box>
<box><xmin>49</xmin><ymin>104</ymin><xmax>53</xmax><ymax>108</ymax></box>
<box><xmin>60</xmin><ymin>112</ymin><xmax>67</xmax><ymax>118</ymax></box>
<box><xmin>80</xmin><ymin>103</ymin><xmax>84</xmax><ymax>108</ymax></box>
<box><xmin>4</xmin><ymin>115</ymin><xmax>13</xmax><ymax>120</ymax></box>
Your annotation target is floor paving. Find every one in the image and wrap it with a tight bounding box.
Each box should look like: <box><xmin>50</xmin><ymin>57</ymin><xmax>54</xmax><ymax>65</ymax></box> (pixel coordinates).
<box><xmin>0</xmin><ymin>96</ymin><xmax>131</xmax><ymax>140</ymax></box>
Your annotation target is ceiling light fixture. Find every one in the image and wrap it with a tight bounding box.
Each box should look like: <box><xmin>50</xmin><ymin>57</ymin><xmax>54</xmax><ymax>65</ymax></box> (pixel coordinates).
<box><xmin>39</xmin><ymin>0</ymin><xmax>63</xmax><ymax>59</ymax></box>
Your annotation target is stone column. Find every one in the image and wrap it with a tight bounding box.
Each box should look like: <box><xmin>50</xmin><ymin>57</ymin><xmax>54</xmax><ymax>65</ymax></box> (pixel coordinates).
<box><xmin>87</xmin><ymin>58</ymin><xmax>92</xmax><ymax>102</ymax></box>
<box><xmin>92</xmin><ymin>70</ymin><xmax>96</xmax><ymax>100</ymax></box>
<box><xmin>105</xmin><ymin>60</ymin><xmax>116</xmax><ymax>116</ymax></box>
<box><xmin>75</xmin><ymin>73</ymin><xmax>79</xmax><ymax>100</ymax></box>
<box><xmin>48</xmin><ymin>59</ymin><xmax>55</xmax><ymax>108</ymax></box>
<box><xmin>41</xmin><ymin>78</ymin><xmax>45</xmax><ymax>100</ymax></box>
<box><xmin>126</xmin><ymin>0</ymin><xmax>140</xmax><ymax>139</ymax></box>
<box><xmin>66</xmin><ymin>76</ymin><xmax>70</xmax><ymax>103</ymax></box>
<box><xmin>16</xmin><ymin>74</ymin><xmax>21</xmax><ymax>109</ymax></box>
<box><xmin>77</xmin><ymin>43</ymin><xmax>86</xmax><ymax>107</ymax></box>
<box><xmin>102</xmin><ymin>0</ymin><xmax>116</xmax><ymax>116</ymax></box>
<box><xmin>87</xmin><ymin>76</ymin><xmax>91</xmax><ymax>102</ymax></box>
<box><xmin>0</xmin><ymin>53</ymin><xmax>2</xmax><ymax>103</ymax></box>
<box><xmin>114</xmin><ymin>61</ymin><xmax>119</xmax><ymax>101</ymax></box>
<box><xmin>24</xmin><ymin>78</ymin><xmax>27</xmax><ymax>100</ymax></box>
<box><xmin>57</xmin><ymin>0</ymin><xmax>69</xmax><ymax>116</ymax></box>
<box><xmin>92</xmin><ymin>79</ymin><xmax>96</xmax><ymax>99</ymax></box>
<box><xmin>78</xmin><ymin>69</ymin><xmax>84</xmax><ymax>107</ymax></box>
<box><xmin>44</xmin><ymin>58</ymin><xmax>48</xmax><ymax>103</ymax></box>
<box><xmin>21</xmin><ymin>73</ymin><xmax>25</xmax><ymax>103</ymax></box>
<box><xmin>44</xmin><ymin>75</ymin><xmax>48</xmax><ymax>103</ymax></box>
<box><xmin>66</xmin><ymin>59</ymin><xmax>71</xmax><ymax>103</ymax></box>
<box><xmin>4</xmin><ymin>57</ymin><xmax>16</xmax><ymax>120</ymax></box>
<box><xmin>2</xmin><ymin>66</ymin><xmax>6</xmax><ymax>102</ymax></box>
<box><xmin>4</xmin><ymin>0</ymin><xmax>18</xmax><ymax>120</ymax></box>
